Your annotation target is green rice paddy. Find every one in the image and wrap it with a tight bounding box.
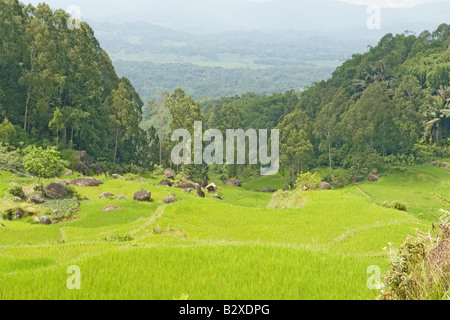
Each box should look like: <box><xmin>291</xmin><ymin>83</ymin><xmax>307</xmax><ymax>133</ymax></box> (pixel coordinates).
<box><xmin>0</xmin><ymin>163</ymin><xmax>448</xmax><ymax>300</ymax></box>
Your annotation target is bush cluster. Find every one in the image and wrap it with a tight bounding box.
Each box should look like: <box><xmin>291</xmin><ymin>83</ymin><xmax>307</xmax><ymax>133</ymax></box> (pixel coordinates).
<box><xmin>379</xmin><ymin>213</ymin><xmax>450</xmax><ymax>300</ymax></box>
<box><xmin>294</xmin><ymin>172</ymin><xmax>322</xmax><ymax>191</ymax></box>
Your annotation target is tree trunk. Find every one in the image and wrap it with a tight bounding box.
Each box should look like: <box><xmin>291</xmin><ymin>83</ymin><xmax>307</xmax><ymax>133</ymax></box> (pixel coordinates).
<box><xmin>159</xmin><ymin>120</ymin><xmax>163</xmax><ymax>166</ymax></box>
<box><xmin>160</xmin><ymin>139</ymin><xmax>162</xmax><ymax>166</ymax></box>
<box><xmin>114</xmin><ymin>130</ymin><xmax>119</xmax><ymax>164</ymax></box>
<box><xmin>24</xmin><ymin>50</ymin><xmax>36</xmax><ymax>131</ymax></box>
<box><xmin>24</xmin><ymin>83</ymin><xmax>31</xmax><ymax>131</ymax></box>
<box><xmin>328</xmin><ymin>142</ymin><xmax>332</xmax><ymax>176</ymax></box>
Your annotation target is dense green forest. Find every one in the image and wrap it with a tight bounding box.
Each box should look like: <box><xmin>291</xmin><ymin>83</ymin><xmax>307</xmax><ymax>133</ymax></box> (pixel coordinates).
<box><xmin>1</xmin><ymin>0</ymin><xmax>449</xmax><ymax>187</ymax></box>
<box><xmin>200</xmin><ymin>25</ymin><xmax>450</xmax><ymax>185</ymax></box>
<box><xmin>0</xmin><ymin>0</ymin><xmax>156</xmax><ymax>167</ymax></box>
<box><xmin>114</xmin><ymin>60</ymin><xmax>334</xmax><ymax>102</ymax></box>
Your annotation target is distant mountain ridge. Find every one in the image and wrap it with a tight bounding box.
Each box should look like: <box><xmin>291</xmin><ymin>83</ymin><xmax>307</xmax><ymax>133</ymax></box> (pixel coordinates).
<box><xmin>29</xmin><ymin>0</ymin><xmax>450</xmax><ymax>34</ymax></box>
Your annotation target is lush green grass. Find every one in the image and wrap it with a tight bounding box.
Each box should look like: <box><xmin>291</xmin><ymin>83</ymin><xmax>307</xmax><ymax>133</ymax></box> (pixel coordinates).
<box><xmin>241</xmin><ymin>172</ymin><xmax>286</xmax><ymax>192</ymax></box>
<box><xmin>346</xmin><ymin>165</ymin><xmax>450</xmax><ymax>222</ymax></box>
<box><xmin>159</xmin><ymin>190</ymin><xmax>423</xmax><ymax>254</ymax></box>
<box><xmin>0</xmin><ymin>163</ymin><xmax>447</xmax><ymax>300</ymax></box>
<box><xmin>0</xmin><ymin>245</ymin><xmax>387</xmax><ymax>300</ymax></box>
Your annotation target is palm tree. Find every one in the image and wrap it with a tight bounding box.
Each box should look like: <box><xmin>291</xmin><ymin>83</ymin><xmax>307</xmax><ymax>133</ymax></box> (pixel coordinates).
<box><xmin>424</xmin><ymin>86</ymin><xmax>450</xmax><ymax>144</ymax></box>
<box><xmin>352</xmin><ymin>60</ymin><xmax>395</xmax><ymax>99</ymax></box>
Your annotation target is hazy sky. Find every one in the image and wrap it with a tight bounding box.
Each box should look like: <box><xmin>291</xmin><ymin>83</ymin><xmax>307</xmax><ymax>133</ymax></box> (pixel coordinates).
<box><xmin>25</xmin><ymin>0</ymin><xmax>450</xmax><ymax>33</ymax></box>
<box><xmin>334</xmin><ymin>0</ymin><xmax>450</xmax><ymax>8</ymax></box>
<box><xmin>27</xmin><ymin>0</ymin><xmax>450</xmax><ymax>9</ymax></box>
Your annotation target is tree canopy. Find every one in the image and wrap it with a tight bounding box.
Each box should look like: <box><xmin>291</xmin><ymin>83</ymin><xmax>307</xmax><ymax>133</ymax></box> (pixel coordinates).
<box><xmin>0</xmin><ymin>0</ymin><xmax>146</xmax><ymax>165</ymax></box>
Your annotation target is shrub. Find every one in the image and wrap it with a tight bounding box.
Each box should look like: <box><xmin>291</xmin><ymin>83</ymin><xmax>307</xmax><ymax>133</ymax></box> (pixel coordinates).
<box><xmin>382</xmin><ymin>154</ymin><xmax>415</xmax><ymax>172</ymax></box>
<box><xmin>66</xmin><ymin>185</ymin><xmax>83</xmax><ymax>200</ymax></box>
<box><xmin>2</xmin><ymin>207</ymin><xmax>28</xmax><ymax>221</ymax></box>
<box><xmin>0</xmin><ymin>118</ymin><xmax>16</xmax><ymax>144</ymax></box>
<box><xmin>0</xmin><ymin>145</ymin><xmax>26</xmax><ymax>175</ymax></box>
<box><xmin>267</xmin><ymin>190</ymin><xmax>306</xmax><ymax>209</ymax></box>
<box><xmin>23</xmin><ymin>146</ymin><xmax>66</xmax><ymax>183</ymax></box>
<box><xmin>122</xmin><ymin>164</ymin><xmax>145</xmax><ymax>175</ymax></box>
<box><xmin>124</xmin><ymin>173</ymin><xmax>145</xmax><ymax>181</ymax></box>
<box><xmin>60</xmin><ymin>149</ymin><xmax>80</xmax><ymax>170</ymax></box>
<box><xmin>104</xmin><ymin>234</ymin><xmax>133</xmax><ymax>242</ymax></box>
<box><xmin>378</xmin><ymin>212</ymin><xmax>450</xmax><ymax>300</ymax></box>
<box><xmin>8</xmin><ymin>184</ymin><xmax>24</xmax><ymax>198</ymax></box>
<box><xmin>294</xmin><ymin>172</ymin><xmax>322</xmax><ymax>191</ymax></box>
<box><xmin>414</xmin><ymin>143</ymin><xmax>450</xmax><ymax>164</ymax></box>
<box><xmin>327</xmin><ymin>170</ymin><xmax>352</xmax><ymax>188</ymax></box>
<box><xmin>377</xmin><ymin>201</ymin><xmax>408</xmax><ymax>212</ymax></box>
<box><xmin>153</xmin><ymin>164</ymin><xmax>164</xmax><ymax>175</ymax></box>
<box><xmin>267</xmin><ymin>190</ymin><xmax>290</xmax><ymax>209</ymax></box>
<box><xmin>392</xmin><ymin>201</ymin><xmax>408</xmax><ymax>212</ymax></box>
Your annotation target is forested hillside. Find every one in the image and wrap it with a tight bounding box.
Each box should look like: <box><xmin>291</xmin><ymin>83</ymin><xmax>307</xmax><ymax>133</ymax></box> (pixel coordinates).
<box><xmin>114</xmin><ymin>60</ymin><xmax>334</xmax><ymax>102</ymax></box>
<box><xmin>0</xmin><ymin>0</ymin><xmax>153</xmax><ymax>166</ymax></box>
<box><xmin>199</xmin><ymin>25</ymin><xmax>450</xmax><ymax>185</ymax></box>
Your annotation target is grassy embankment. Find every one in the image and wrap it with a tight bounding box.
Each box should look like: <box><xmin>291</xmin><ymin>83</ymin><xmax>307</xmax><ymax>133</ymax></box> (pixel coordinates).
<box><xmin>0</xmin><ymin>162</ymin><xmax>448</xmax><ymax>299</ymax></box>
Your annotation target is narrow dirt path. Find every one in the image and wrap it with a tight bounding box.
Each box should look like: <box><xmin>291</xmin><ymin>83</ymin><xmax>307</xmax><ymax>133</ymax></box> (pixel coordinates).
<box><xmin>129</xmin><ymin>204</ymin><xmax>168</xmax><ymax>237</ymax></box>
<box><xmin>355</xmin><ymin>186</ymin><xmax>371</xmax><ymax>199</ymax></box>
